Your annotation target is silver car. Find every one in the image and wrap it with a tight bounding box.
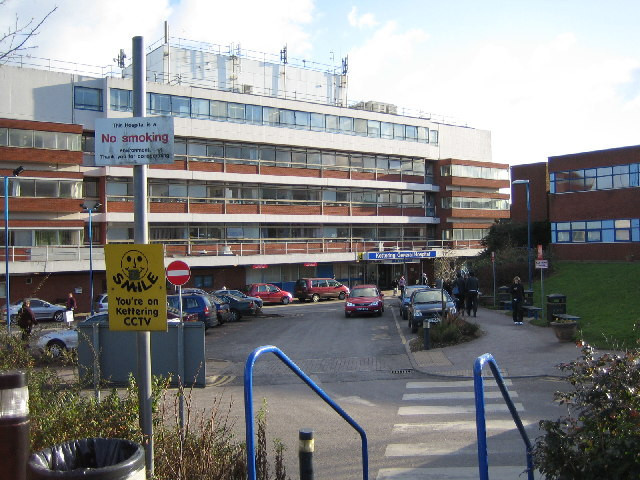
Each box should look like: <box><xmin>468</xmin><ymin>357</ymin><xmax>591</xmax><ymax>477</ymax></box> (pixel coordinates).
<box><xmin>2</xmin><ymin>298</ymin><xmax>67</xmax><ymax>323</ymax></box>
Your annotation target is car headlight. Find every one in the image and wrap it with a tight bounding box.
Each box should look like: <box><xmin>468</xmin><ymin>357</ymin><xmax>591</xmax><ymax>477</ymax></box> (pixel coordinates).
<box><xmin>371</xmin><ymin>301</ymin><xmax>379</xmax><ymax>306</ymax></box>
<box><xmin>413</xmin><ymin>310</ymin><xmax>422</xmax><ymax>317</ymax></box>
<box><xmin>346</xmin><ymin>302</ymin><xmax>354</xmax><ymax>307</ymax></box>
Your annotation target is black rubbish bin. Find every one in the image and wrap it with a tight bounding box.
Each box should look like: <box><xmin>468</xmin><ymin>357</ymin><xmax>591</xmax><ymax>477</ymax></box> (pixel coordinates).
<box><xmin>523</xmin><ymin>290</ymin><xmax>534</xmax><ymax>307</ymax></box>
<box><xmin>497</xmin><ymin>286</ymin><xmax>510</xmax><ymax>303</ymax></box>
<box><xmin>546</xmin><ymin>294</ymin><xmax>566</xmax><ymax>323</ymax></box>
<box><xmin>28</xmin><ymin>438</ymin><xmax>145</xmax><ymax>479</ymax></box>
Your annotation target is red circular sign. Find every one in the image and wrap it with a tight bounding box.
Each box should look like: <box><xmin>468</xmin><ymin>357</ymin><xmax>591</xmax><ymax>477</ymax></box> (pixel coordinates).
<box><xmin>166</xmin><ymin>260</ymin><xmax>190</xmax><ymax>286</ymax></box>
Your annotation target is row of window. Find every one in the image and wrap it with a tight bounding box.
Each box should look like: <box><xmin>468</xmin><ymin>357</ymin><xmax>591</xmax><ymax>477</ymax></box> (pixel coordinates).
<box><xmin>550</xmin><ymin>163</ymin><xmax>640</xmax><ymax>193</ymax></box>
<box><xmin>107</xmin><ymin>179</ymin><xmax>435</xmax><ymax>212</ymax></box>
<box><xmin>103</xmin><ymin>87</ymin><xmax>439</xmax><ymax>144</ymax></box>
<box><xmin>8</xmin><ymin>178</ymin><xmax>83</xmax><ymax>198</ymax></box>
<box><xmin>552</xmin><ymin>219</ymin><xmax>640</xmax><ymax>243</ymax></box>
<box><xmin>441</xmin><ymin>197</ymin><xmax>509</xmax><ymax>210</ymax></box>
<box><xmin>107</xmin><ymin>223</ymin><xmax>434</xmax><ymax>243</ymax></box>
<box><xmin>442</xmin><ymin>228</ymin><xmax>489</xmax><ymax>241</ymax></box>
<box><xmin>0</xmin><ymin>127</ymin><xmax>82</xmax><ymax>152</ymax></box>
<box><xmin>440</xmin><ymin>164</ymin><xmax>509</xmax><ymax>181</ymax></box>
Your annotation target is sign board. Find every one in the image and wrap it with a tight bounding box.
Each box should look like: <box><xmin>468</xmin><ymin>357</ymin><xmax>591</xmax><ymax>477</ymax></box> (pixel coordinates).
<box><xmin>535</xmin><ymin>259</ymin><xmax>549</xmax><ymax>269</ymax></box>
<box><xmin>94</xmin><ymin>117</ymin><xmax>174</xmax><ymax>166</ymax></box>
<box><xmin>364</xmin><ymin>250</ymin><xmax>436</xmax><ymax>261</ymax></box>
<box><xmin>166</xmin><ymin>260</ymin><xmax>190</xmax><ymax>286</ymax></box>
<box><xmin>303</xmin><ymin>262</ymin><xmax>317</xmax><ymax>267</ymax></box>
<box><xmin>251</xmin><ymin>264</ymin><xmax>268</xmax><ymax>269</ymax></box>
<box><xmin>537</xmin><ymin>244</ymin><xmax>543</xmax><ymax>260</ymax></box>
<box><xmin>105</xmin><ymin>244</ymin><xmax>167</xmax><ymax>331</ymax></box>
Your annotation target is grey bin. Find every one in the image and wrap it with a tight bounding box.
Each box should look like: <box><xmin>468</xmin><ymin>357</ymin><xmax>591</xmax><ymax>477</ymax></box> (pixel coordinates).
<box><xmin>77</xmin><ymin>322</ymin><xmax>206</xmax><ymax>387</ymax></box>
<box><xmin>546</xmin><ymin>294</ymin><xmax>567</xmax><ymax>323</ymax></box>
<box><xmin>28</xmin><ymin>438</ymin><xmax>145</xmax><ymax>479</ymax></box>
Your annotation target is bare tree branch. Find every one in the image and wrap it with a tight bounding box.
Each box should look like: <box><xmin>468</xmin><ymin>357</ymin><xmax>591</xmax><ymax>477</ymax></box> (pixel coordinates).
<box><xmin>0</xmin><ymin>3</ymin><xmax>57</xmax><ymax>63</ymax></box>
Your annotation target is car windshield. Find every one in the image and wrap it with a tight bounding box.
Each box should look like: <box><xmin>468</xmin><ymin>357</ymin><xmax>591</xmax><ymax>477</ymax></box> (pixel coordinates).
<box><xmin>412</xmin><ymin>291</ymin><xmax>445</xmax><ymax>304</ymax></box>
<box><xmin>351</xmin><ymin>288</ymin><xmax>378</xmax><ymax>297</ymax></box>
<box><xmin>403</xmin><ymin>286</ymin><xmax>426</xmax><ymax>299</ymax></box>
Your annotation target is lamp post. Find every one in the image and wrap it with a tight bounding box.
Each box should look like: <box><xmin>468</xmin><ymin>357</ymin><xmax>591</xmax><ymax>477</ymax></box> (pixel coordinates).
<box><xmin>4</xmin><ymin>166</ymin><xmax>24</xmax><ymax>333</ymax></box>
<box><xmin>512</xmin><ymin>179</ymin><xmax>532</xmax><ymax>290</ymax></box>
<box><xmin>81</xmin><ymin>202</ymin><xmax>101</xmax><ymax>316</ymax></box>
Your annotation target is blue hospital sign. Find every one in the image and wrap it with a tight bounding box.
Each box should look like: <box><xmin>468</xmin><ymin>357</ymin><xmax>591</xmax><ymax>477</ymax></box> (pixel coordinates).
<box><xmin>364</xmin><ymin>251</ymin><xmax>437</xmax><ymax>260</ymax></box>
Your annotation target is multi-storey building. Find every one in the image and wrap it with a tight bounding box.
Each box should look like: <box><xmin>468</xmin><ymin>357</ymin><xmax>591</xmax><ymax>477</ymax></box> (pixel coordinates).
<box><xmin>511</xmin><ymin>146</ymin><xmax>640</xmax><ymax>262</ymax></box>
<box><xmin>1</xmin><ymin>39</ymin><xmax>509</xmax><ymax>311</ymax></box>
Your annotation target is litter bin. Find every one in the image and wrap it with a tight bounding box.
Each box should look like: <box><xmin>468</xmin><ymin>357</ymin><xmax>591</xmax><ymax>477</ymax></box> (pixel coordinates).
<box><xmin>523</xmin><ymin>290</ymin><xmax>533</xmax><ymax>307</ymax></box>
<box><xmin>28</xmin><ymin>438</ymin><xmax>145</xmax><ymax>479</ymax></box>
<box><xmin>497</xmin><ymin>286</ymin><xmax>510</xmax><ymax>303</ymax></box>
<box><xmin>546</xmin><ymin>294</ymin><xmax>566</xmax><ymax>323</ymax></box>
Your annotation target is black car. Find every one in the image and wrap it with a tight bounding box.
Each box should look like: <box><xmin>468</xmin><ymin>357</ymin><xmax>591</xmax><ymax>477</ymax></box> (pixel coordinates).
<box><xmin>214</xmin><ymin>292</ymin><xmax>259</xmax><ymax>321</ymax></box>
<box><xmin>167</xmin><ymin>293</ymin><xmax>218</xmax><ymax>329</ymax></box>
<box><xmin>407</xmin><ymin>288</ymin><xmax>457</xmax><ymax>333</ymax></box>
<box><xmin>215</xmin><ymin>289</ymin><xmax>264</xmax><ymax>310</ymax></box>
<box><xmin>208</xmin><ymin>293</ymin><xmax>232</xmax><ymax>325</ymax></box>
<box><xmin>398</xmin><ymin>285</ymin><xmax>431</xmax><ymax>320</ymax></box>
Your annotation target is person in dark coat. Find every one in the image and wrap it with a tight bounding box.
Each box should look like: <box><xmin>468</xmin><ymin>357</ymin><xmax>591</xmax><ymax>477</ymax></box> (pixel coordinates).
<box><xmin>17</xmin><ymin>299</ymin><xmax>37</xmax><ymax>341</ymax></box>
<box><xmin>66</xmin><ymin>292</ymin><xmax>77</xmax><ymax>311</ymax></box>
<box><xmin>465</xmin><ymin>271</ymin><xmax>479</xmax><ymax>317</ymax></box>
<box><xmin>510</xmin><ymin>276</ymin><xmax>525</xmax><ymax>325</ymax></box>
<box><xmin>454</xmin><ymin>272</ymin><xmax>467</xmax><ymax>318</ymax></box>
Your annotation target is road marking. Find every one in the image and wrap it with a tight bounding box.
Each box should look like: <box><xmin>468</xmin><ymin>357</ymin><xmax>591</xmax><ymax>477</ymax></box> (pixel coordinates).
<box><xmin>206</xmin><ymin>375</ymin><xmax>235</xmax><ymax>386</ymax></box>
<box><xmin>406</xmin><ymin>380</ymin><xmax>513</xmax><ymax>388</ymax></box>
<box><xmin>385</xmin><ymin>441</ymin><xmax>524</xmax><ymax>457</ymax></box>
<box><xmin>398</xmin><ymin>403</ymin><xmax>524</xmax><ymax>415</ymax></box>
<box><xmin>377</xmin><ymin>466</ymin><xmax>532</xmax><ymax>479</ymax></box>
<box><xmin>403</xmin><ymin>390</ymin><xmax>517</xmax><ymax>400</ymax></box>
<box><xmin>392</xmin><ymin>419</ymin><xmax>537</xmax><ymax>433</ymax></box>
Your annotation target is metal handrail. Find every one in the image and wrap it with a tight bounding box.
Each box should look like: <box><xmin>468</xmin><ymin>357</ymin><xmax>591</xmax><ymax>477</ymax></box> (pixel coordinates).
<box><xmin>473</xmin><ymin>353</ymin><xmax>534</xmax><ymax>480</ymax></box>
<box><xmin>244</xmin><ymin>345</ymin><xmax>369</xmax><ymax>480</ymax></box>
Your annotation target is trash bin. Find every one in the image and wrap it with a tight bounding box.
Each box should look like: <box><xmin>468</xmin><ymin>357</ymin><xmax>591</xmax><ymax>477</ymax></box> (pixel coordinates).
<box><xmin>28</xmin><ymin>438</ymin><xmax>145</xmax><ymax>479</ymax></box>
<box><xmin>546</xmin><ymin>294</ymin><xmax>566</xmax><ymax>323</ymax></box>
<box><xmin>497</xmin><ymin>286</ymin><xmax>510</xmax><ymax>303</ymax></box>
<box><xmin>0</xmin><ymin>371</ymin><xmax>29</xmax><ymax>480</ymax></box>
<box><xmin>523</xmin><ymin>290</ymin><xmax>533</xmax><ymax>307</ymax></box>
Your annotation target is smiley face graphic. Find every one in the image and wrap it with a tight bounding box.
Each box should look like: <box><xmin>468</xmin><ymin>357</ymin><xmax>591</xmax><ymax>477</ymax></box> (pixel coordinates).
<box><xmin>120</xmin><ymin>249</ymin><xmax>149</xmax><ymax>281</ymax></box>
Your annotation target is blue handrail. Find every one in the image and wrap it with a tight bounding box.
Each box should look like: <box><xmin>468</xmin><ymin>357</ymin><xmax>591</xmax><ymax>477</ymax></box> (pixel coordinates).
<box><xmin>244</xmin><ymin>345</ymin><xmax>369</xmax><ymax>480</ymax></box>
<box><xmin>474</xmin><ymin>353</ymin><xmax>534</xmax><ymax>480</ymax></box>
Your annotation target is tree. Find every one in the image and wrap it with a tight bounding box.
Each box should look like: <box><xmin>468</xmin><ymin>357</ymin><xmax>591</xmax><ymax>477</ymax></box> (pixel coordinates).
<box><xmin>0</xmin><ymin>1</ymin><xmax>57</xmax><ymax>63</ymax></box>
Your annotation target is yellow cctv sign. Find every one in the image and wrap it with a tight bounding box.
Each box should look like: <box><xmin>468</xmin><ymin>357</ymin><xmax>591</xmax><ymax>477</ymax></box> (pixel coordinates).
<box><xmin>104</xmin><ymin>244</ymin><xmax>167</xmax><ymax>331</ymax></box>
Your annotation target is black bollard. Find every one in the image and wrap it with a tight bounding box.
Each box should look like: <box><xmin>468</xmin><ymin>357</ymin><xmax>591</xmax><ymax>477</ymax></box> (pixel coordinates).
<box><xmin>0</xmin><ymin>370</ymin><xmax>29</xmax><ymax>480</ymax></box>
<box><xmin>423</xmin><ymin>320</ymin><xmax>431</xmax><ymax>350</ymax></box>
<box><xmin>299</xmin><ymin>429</ymin><xmax>314</xmax><ymax>480</ymax></box>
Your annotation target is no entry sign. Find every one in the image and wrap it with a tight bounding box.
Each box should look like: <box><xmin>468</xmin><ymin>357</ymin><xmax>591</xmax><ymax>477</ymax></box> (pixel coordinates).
<box><xmin>166</xmin><ymin>260</ymin><xmax>190</xmax><ymax>286</ymax></box>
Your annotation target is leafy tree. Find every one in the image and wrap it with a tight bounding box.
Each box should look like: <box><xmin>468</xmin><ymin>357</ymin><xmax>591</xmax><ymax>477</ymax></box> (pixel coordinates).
<box><xmin>0</xmin><ymin>1</ymin><xmax>57</xmax><ymax>63</ymax></box>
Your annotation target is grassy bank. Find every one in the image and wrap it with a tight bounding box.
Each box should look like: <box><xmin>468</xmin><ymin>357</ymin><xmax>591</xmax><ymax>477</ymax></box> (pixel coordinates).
<box><xmin>529</xmin><ymin>262</ymin><xmax>640</xmax><ymax>349</ymax></box>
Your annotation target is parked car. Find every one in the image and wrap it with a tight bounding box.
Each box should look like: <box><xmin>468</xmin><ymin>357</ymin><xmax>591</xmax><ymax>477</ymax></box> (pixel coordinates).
<box><xmin>36</xmin><ymin>313</ymin><xmax>108</xmax><ymax>357</ymax></box>
<box><xmin>214</xmin><ymin>292</ymin><xmax>258</xmax><ymax>321</ymax></box>
<box><xmin>2</xmin><ymin>298</ymin><xmax>67</xmax><ymax>323</ymax></box>
<box><xmin>215</xmin><ymin>289</ymin><xmax>264</xmax><ymax>310</ymax></box>
<box><xmin>294</xmin><ymin>278</ymin><xmax>349</xmax><ymax>302</ymax></box>
<box><xmin>180</xmin><ymin>289</ymin><xmax>232</xmax><ymax>326</ymax></box>
<box><xmin>94</xmin><ymin>293</ymin><xmax>108</xmax><ymax>313</ymax></box>
<box><xmin>166</xmin><ymin>305</ymin><xmax>200</xmax><ymax>323</ymax></box>
<box><xmin>246</xmin><ymin>283</ymin><xmax>293</xmax><ymax>305</ymax></box>
<box><xmin>407</xmin><ymin>288</ymin><xmax>457</xmax><ymax>333</ymax></box>
<box><xmin>167</xmin><ymin>293</ymin><xmax>218</xmax><ymax>329</ymax></box>
<box><xmin>344</xmin><ymin>285</ymin><xmax>384</xmax><ymax>317</ymax></box>
<box><xmin>398</xmin><ymin>285</ymin><xmax>431</xmax><ymax>320</ymax></box>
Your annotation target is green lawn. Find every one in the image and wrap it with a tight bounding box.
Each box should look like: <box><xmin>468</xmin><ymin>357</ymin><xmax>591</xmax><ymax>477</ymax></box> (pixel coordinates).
<box><xmin>529</xmin><ymin>262</ymin><xmax>640</xmax><ymax>349</ymax></box>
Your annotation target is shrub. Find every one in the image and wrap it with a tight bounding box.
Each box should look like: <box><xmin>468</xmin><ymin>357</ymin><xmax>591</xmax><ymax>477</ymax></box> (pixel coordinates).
<box><xmin>533</xmin><ymin>343</ymin><xmax>640</xmax><ymax>478</ymax></box>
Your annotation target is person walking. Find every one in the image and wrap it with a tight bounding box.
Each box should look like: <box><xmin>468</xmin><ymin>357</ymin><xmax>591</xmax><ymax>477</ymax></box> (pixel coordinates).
<box><xmin>66</xmin><ymin>292</ymin><xmax>77</xmax><ymax>312</ymax></box>
<box><xmin>465</xmin><ymin>271</ymin><xmax>479</xmax><ymax>317</ymax></box>
<box><xmin>454</xmin><ymin>272</ymin><xmax>467</xmax><ymax>318</ymax></box>
<box><xmin>391</xmin><ymin>277</ymin><xmax>398</xmax><ymax>296</ymax></box>
<box><xmin>421</xmin><ymin>272</ymin><xmax>428</xmax><ymax>285</ymax></box>
<box><xmin>510</xmin><ymin>276</ymin><xmax>525</xmax><ymax>325</ymax></box>
<box><xmin>398</xmin><ymin>275</ymin><xmax>406</xmax><ymax>297</ymax></box>
<box><xmin>17</xmin><ymin>299</ymin><xmax>37</xmax><ymax>342</ymax></box>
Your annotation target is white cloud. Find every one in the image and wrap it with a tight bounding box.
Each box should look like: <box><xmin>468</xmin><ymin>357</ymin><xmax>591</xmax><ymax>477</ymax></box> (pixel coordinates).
<box><xmin>347</xmin><ymin>6</ymin><xmax>379</xmax><ymax>29</ymax></box>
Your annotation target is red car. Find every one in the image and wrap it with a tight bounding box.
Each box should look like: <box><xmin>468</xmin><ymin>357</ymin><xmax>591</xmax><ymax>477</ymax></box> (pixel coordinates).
<box><xmin>246</xmin><ymin>283</ymin><xmax>294</xmax><ymax>305</ymax></box>
<box><xmin>344</xmin><ymin>284</ymin><xmax>384</xmax><ymax>317</ymax></box>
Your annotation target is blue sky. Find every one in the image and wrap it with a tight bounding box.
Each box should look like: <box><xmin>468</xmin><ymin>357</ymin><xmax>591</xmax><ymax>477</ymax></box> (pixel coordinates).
<box><xmin>3</xmin><ymin>0</ymin><xmax>640</xmax><ymax>166</ymax></box>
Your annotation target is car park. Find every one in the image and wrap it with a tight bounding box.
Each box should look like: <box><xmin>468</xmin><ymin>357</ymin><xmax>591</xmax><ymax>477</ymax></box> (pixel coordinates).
<box><xmin>344</xmin><ymin>285</ymin><xmax>384</xmax><ymax>317</ymax></box>
<box><xmin>246</xmin><ymin>283</ymin><xmax>293</xmax><ymax>305</ymax></box>
<box><xmin>294</xmin><ymin>278</ymin><xmax>350</xmax><ymax>302</ymax></box>
<box><xmin>214</xmin><ymin>292</ymin><xmax>259</xmax><ymax>321</ymax></box>
<box><xmin>2</xmin><ymin>298</ymin><xmax>67</xmax><ymax>323</ymax></box>
<box><xmin>407</xmin><ymin>288</ymin><xmax>457</xmax><ymax>333</ymax></box>
<box><xmin>167</xmin><ymin>293</ymin><xmax>218</xmax><ymax>329</ymax></box>
<box><xmin>398</xmin><ymin>285</ymin><xmax>431</xmax><ymax>320</ymax></box>
<box><xmin>215</xmin><ymin>289</ymin><xmax>264</xmax><ymax>310</ymax></box>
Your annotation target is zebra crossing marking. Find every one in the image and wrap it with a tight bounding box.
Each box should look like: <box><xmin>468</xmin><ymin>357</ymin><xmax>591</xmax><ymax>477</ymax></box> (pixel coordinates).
<box><xmin>392</xmin><ymin>418</ymin><xmax>536</xmax><ymax>433</ymax></box>
<box><xmin>376</xmin><ymin>466</ymin><xmax>531</xmax><ymax>479</ymax></box>
<box><xmin>398</xmin><ymin>403</ymin><xmax>523</xmax><ymax>415</ymax></box>
<box><xmin>402</xmin><ymin>390</ymin><xmax>517</xmax><ymax>400</ymax></box>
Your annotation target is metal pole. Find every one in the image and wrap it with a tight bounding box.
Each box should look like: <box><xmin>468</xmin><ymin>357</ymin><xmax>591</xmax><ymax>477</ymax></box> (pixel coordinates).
<box><xmin>177</xmin><ymin>285</ymin><xmax>184</xmax><ymax>432</ymax></box>
<box><xmin>423</xmin><ymin>319</ymin><xmax>430</xmax><ymax>350</ymax></box>
<box><xmin>4</xmin><ymin>176</ymin><xmax>10</xmax><ymax>333</ymax></box>
<box><xmin>526</xmin><ymin>183</ymin><xmax>532</xmax><ymax>291</ymax></box>
<box><xmin>133</xmin><ymin>35</ymin><xmax>154</xmax><ymax>479</ymax></box>
<box><xmin>299</xmin><ymin>429</ymin><xmax>314</xmax><ymax>480</ymax></box>
<box><xmin>88</xmin><ymin>208</ymin><xmax>94</xmax><ymax>315</ymax></box>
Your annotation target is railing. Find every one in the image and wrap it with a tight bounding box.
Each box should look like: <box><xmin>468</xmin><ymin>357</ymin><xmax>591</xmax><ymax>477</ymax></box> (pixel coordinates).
<box><xmin>244</xmin><ymin>345</ymin><xmax>368</xmax><ymax>480</ymax></box>
<box><xmin>474</xmin><ymin>353</ymin><xmax>534</xmax><ymax>480</ymax></box>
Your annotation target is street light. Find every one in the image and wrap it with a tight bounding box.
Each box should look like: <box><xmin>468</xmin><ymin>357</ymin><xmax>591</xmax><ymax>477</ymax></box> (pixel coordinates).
<box><xmin>4</xmin><ymin>166</ymin><xmax>23</xmax><ymax>333</ymax></box>
<box><xmin>81</xmin><ymin>202</ymin><xmax>101</xmax><ymax>315</ymax></box>
<box><xmin>512</xmin><ymin>179</ymin><xmax>532</xmax><ymax>290</ymax></box>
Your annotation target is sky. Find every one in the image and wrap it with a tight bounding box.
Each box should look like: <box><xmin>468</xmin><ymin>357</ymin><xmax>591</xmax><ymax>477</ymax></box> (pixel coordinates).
<box><xmin>2</xmin><ymin>0</ymin><xmax>640</xmax><ymax>166</ymax></box>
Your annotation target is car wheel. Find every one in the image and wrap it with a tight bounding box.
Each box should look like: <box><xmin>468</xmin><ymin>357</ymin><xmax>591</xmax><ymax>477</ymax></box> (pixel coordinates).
<box><xmin>47</xmin><ymin>340</ymin><xmax>67</xmax><ymax>358</ymax></box>
<box><xmin>311</xmin><ymin>294</ymin><xmax>320</xmax><ymax>303</ymax></box>
<box><xmin>338</xmin><ymin>292</ymin><xmax>346</xmax><ymax>300</ymax></box>
<box><xmin>53</xmin><ymin>311</ymin><xmax>65</xmax><ymax>322</ymax></box>
<box><xmin>281</xmin><ymin>296</ymin><xmax>290</xmax><ymax>305</ymax></box>
<box><xmin>229</xmin><ymin>309</ymin><xmax>240</xmax><ymax>322</ymax></box>
<box><xmin>217</xmin><ymin>315</ymin><xmax>225</xmax><ymax>326</ymax></box>
<box><xmin>345</xmin><ymin>311</ymin><xmax>351</xmax><ymax>318</ymax></box>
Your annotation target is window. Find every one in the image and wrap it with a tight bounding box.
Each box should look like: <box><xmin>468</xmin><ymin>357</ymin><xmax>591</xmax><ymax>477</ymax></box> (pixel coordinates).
<box><xmin>354</xmin><ymin>118</ymin><xmax>367</xmax><ymax>136</ymax></box>
<box><xmin>110</xmin><ymin>88</ymin><xmax>132</xmax><ymax>112</ymax></box>
<box><xmin>295</xmin><ymin>111</ymin><xmax>310</xmax><ymax>129</ymax></box>
<box><xmin>263</xmin><ymin>107</ymin><xmax>279</xmax><ymax>125</ymax></box>
<box><xmin>310</xmin><ymin>113</ymin><xmax>324</xmax><ymax>131</ymax></box>
<box><xmin>381</xmin><ymin>122</ymin><xmax>393</xmax><ymax>139</ymax></box>
<box><xmin>191</xmin><ymin>98</ymin><xmax>210</xmax><ymax>118</ymax></box>
<box><xmin>9</xmin><ymin>129</ymin><xmax>33</xmax><ymax>148</ymax></box>
<box><xmin>148</xmin><ymin>93</ymin><xmax>171</xmax><ymax>114</ymax></box>
<box><xmin>245</xmin><ymin>105</ymin><xmax>262</xmax><ymax>124</ymax></box>
<box><xmin>227</xmin><ymin>103</ymin><xmax>245</xmax><ymax>121</ymax></box>
<box><xmin>405</xmin><ymin>126</ymin><xmax>418</xmax><ymax>142</ymax></box>
<box><xmin>74</xmin><ymin>86</ymin><xmax>103</xmax><ymax>111</ymax></box>
<box><xmin>211</xmin><ymin>101</ymin><xmax>227</xmax><ymax>118</ymax></box>
<box><xmin>393</xmin><ymin>124</ymin><xmax>405</xmax><ymax>140</ymax></box>
<box><xmin>552</xmin><ymin>218</ymin><xmax>639</xmax><ymax>244</ymax></box>
<box><xmin>326</xmin><ymin>115</ymin><xmax>339</xmax><ymax>132</ymax></box>
<box><xmin>339</xmin><ymin>116</ymin><xmax>353</xmax><ymax>134</ymax></box>
<box><xmin>172</xmin><ymin>96</ymin><xmax>191</xmax><ymax>116</ymax></box>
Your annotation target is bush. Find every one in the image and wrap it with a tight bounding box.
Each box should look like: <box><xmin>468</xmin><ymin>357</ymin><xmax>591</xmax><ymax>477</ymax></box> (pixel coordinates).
<box><xmin>413</xmin><ymin>316</ymin><xmax>480</xmax><ymax>349</ymax></box>
<box><xmin>533</xmin><ymin>343</ymin><xmax>640</xmax><ymax>478</ymax></box>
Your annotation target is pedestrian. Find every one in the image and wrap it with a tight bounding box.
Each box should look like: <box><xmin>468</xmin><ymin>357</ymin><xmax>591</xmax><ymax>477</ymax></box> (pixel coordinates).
<box><xmin>391</xmin><ymin>278</ymin><xmax>398</xmax><ymax>296</ymax></box>
<box><xmin>421</xmin><ymin>272</ymin><xmax>428</xmax><ymax>285</ymax></box>
<box><xmin>465</xmin><ymin>271</ymin><xmax>479</xmax><ymax>317</ymax></box>
<box><xmin>510</xmin><ymin>276</ymin><xmax>525</xmax><ymax>325</ymax></box>
<box><xmin>66</xmin><ymin>292</ymin><xmax>77</xmax><ymax>311</ymax></box>
<box><xmin>453</xmin><ymin>272</ymin><xmax>467</xmax><ymax>317</ymax></box>
<box><xmin>398</xmin><ymin>275</ymin><xmax>406</xmax><ymax>297</ymax></box>
<box><xmin>17</xmin><ymin>299</ymin><xmax>37</xmax><ymax>342</ymax></box>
